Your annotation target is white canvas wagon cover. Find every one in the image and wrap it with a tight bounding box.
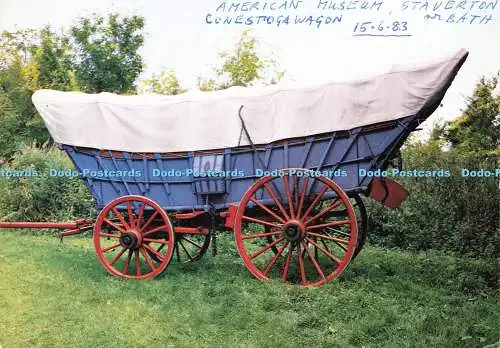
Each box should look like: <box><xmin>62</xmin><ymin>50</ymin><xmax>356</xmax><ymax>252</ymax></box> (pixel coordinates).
<box><xmin>32</xmin><ymin>49</ymin><xmax>468</xmax><ymax>153</ymax></box>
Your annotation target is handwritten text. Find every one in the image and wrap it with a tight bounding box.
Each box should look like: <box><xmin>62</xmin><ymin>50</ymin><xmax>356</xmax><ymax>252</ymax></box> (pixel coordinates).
<box><xmin>204</xmin><ymin>0</ymin><xmax>497</xmax><ymax>36</ymax></box>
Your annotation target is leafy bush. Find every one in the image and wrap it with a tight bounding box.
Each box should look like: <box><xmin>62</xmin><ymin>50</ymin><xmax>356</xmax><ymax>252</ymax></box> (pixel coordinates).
<box><xmin>0</xmin><ymin>144</ymin><xmax>95</xmax><ymax>228</ymax></box>
<box><xmin>0</xmin><ymin>60</ymin><xmax>52</xmax><ymax>158</ymax></box>
<box><xmin>367</xmin><ymin>140</ymin><xmax>499</xmax><ymax>259</ymax></box>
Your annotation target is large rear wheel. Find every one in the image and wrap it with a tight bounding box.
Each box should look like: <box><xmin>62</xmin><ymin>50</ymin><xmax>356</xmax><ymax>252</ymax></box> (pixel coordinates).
<box><xmin>234</xmin><ymin>168</ymin><xmax>358</xmax><ymax>286</ymax></box>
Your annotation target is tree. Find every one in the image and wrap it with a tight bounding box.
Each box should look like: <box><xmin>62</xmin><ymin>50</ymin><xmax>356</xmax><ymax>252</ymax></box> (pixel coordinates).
<box><xmin>429</xmin><ymin>122</ymin><xmax>446</xmax><ymax>143</ymax></box>
<box><xmin>0</xmin><ymin>29</ymin><xmax>38</xmax><ymax>67</ymax></box>
<box><xmin>442</xmin><ymin>74</ymin><xmax>500</xmax><ymax>153</ymax></box>
<box><xmin>0</xmin><ymin>88</ymin><xmax>22</xmax><ymax>157</ymax></box>
<box><xmin>70</xmin><ymin>13</ymin><xmax>145</xmax><ymax>94</ymax></box>
<box><xmin>139</xmin><ymin>69</ymin><xmax>186</xmax><ymax>95</ymax></box>
<box><xmin>197</xmin><ymin>77</ymin><xmax>218</xmax><ymax>92</ymax></box>
<box><xmin>0</xmin><ymin>28</ymin><xmax>74</xmax><ymax>155</ymax></box>
<box><xmin>31</xmin><ymin>27</ymin><xmax>76</xmax><ymax>91</ymax></box>
<box><xmin>198</xmin><ymin>29</ymin><xmax>284</xmax><ymax>91</ymax></box>
<box><xmin>0</xmin><ymin>14</ymin><xmax>147</xmax><ymax>158</ymax></box>
<box><xmin>1</xmin><ymin>27</ymin><xmax>76</xmax><ymax>92</ymax></box>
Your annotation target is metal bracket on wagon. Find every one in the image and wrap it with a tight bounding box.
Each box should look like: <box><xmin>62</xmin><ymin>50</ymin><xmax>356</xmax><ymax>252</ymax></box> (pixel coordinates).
<box><xmin>219</xmin><ymin>204</ymin><xmax>238</xmax><ymax>229</ymax></box>
<box><xmin>58</xmin><ymin>218</ymin><xmax>95</xmax><ymax>241</ymax></box>
<box><xmin>368</xmin><ymin>177</ymin><xmax>409</xmax><ymax>209</ymax></box>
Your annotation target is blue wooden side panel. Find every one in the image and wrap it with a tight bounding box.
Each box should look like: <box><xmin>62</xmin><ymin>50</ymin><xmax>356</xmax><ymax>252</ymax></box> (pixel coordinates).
<box><xmin>62</xmin><ymin>117</ymin><xmax>410</xmax><ymax>212</ymax></box>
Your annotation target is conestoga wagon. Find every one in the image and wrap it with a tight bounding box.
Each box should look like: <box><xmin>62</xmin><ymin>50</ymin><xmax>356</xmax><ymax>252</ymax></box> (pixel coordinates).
<box><xmin>0</xmin><ymin>49</ymin><xmax>468</xmax><ymax>286</ymax></box>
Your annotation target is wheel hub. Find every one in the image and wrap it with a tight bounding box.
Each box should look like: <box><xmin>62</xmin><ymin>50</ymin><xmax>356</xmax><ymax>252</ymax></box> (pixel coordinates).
<box><xmin>119</xmin><ymin>230</ymin><xmax>142</xmax><ymax>249</ymax></box>
<box><xmin>282</xmin><ymin>220</ymin><xmax>305</xmax><ymax>242</ymax></box>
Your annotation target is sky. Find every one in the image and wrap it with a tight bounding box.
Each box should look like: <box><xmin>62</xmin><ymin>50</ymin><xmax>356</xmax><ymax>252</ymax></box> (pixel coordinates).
<box><xmin>1</xmin><ymin>0</ymin><xmax>499</xmax><ymax>134</ymax></box>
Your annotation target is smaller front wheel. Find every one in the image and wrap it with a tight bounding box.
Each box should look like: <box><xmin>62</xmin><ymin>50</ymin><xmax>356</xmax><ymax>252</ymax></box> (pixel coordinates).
<box><xmin>93</xmin><ymin>195</ymin><xmax>175</xmax><ymax>279</ymax></box>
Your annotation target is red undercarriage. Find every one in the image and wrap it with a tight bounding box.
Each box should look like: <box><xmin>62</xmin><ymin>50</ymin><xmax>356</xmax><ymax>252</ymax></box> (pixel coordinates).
<box><xmin>0</xmin><ymin>177</ymin><xmax>408</xmax><ymax>237</ymax></box>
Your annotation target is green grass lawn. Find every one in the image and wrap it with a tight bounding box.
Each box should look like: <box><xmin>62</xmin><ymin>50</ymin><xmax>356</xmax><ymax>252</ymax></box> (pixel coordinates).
<box><xmin>0</xmin><ymin>231</ymin><xmax>498</xmax><ymax>348</ymax></box>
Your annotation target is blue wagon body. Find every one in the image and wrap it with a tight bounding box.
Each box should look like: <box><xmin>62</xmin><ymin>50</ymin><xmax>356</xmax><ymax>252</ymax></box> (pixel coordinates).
<box><xmin>63</xmin><ymin>114</ymin><xmax>411</xmax><ymax>212</ymax></box>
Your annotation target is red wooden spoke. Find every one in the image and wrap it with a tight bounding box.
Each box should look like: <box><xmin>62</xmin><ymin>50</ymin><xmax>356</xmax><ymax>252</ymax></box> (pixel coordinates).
<box><xmin>305</xmin><ymin>237</ymin><xmax>341</xmax><ymax>263</ymax></box>
<box><xmin>307</xmin><ymin>231</ymin><xmax>350</xmax><ymax>244</ymax></box>
<box><xmin>134</xmin><ymin>249</ymin><xmax>141</xmax><ymax>276</ymax></box>
<box><xmin>242</xmin><ymin>215</ymin><xmax>280</xmax><ymax>228</ymax></box>
<box><xmin>109</xmin><ymin>247</ymin><xmax>126</xmax><ymax>266</ymax></box>
<box><xmin>249</xmin><ymin>197</ymin><xmax>286</xmax><ymax>224</ymax></box>
<box><xmin>143</xmin><ymin>244</ymin><xmax>165</xmax><ymax>261</ymax></box>
<box><xmin>263</xmin><ymin>183</ymin><xmax>290</xmax><ymax>220</ymax></box>
<box><xmin>293</xmin><ymin>176</ymin><xmax>299</xmax><ymax>214</ymax></box>
<box><xmin>302</xmin><ymin>241</ymin><xmax>325</xmax><ymax>279</ymax></box>
<box><xmin>241</xmin><ymin>231</ymin><xmax>282</xmax><ymax>240</ymax></box>
<box><xmin>143</xmin><ymin>238</ymin><xmax>168</xmax><ymax>244</ymax></box>
<box><xmin>122</xmin><ymin>250</ymin><xmax>132</xmax><ymax>274</ymax></box>
<box><xmin>306</xmin><ymin>220</ymin><xmax>350</xmax><ymax>231</ymax></box>
<box><xmin>281</xmin><ymin>244</ymin><xmax>295</xmax><ymax>281</ymax></box>
<box><xmin>127</xmin><ymin>202</ymin><xmax>135</xmax><ymax>228</ymax></box>
<box><xmin>139</xmin><ymin>247</ymin><xmax>156</xmax><ymax>271</ymax></box>
<box><xmin>139</xmin><ymin>211</ymin><xmax>159</xmax><ymax>233</ymax></box>
<box><xmin>102</xmin><ymin>242</ymin><xmax>121</xmax><ymax>253</ymax></box>
<box><xmin>249</xmin><ymin>237</ymin><xmax>285</xmax><ymax>260</ymax></box>
<box><xmin>297</xmin><ymin>242</ymin><xmax>306</xmax><ymax>284</ymax></box>
<box><xmin>178</xmin><ymin>240</ymin><xmax>194</xmax><ymax>261</ymax></box>
<box><xmin>142</xmin><ymin>224</ymin><xmax>169</xmax><ymax>236</ymax></box>
<box><xmin>301</xmin><ymin>184</ymin><xmax>329</xmax><ymax>221</ymax></box>
<box><xmin>326</xmin><ymin>226</ymin><xmax>351</xmax><ymax>237</ymax></box>
<box><xmin>111</xmin><ymin>207</ymin><xmax>130</xmax><ymax>230</ymax></box>
<box><xmin>296</xmin><ymin>177</ymin><xmax>309</xmax><ymax>219</ymax></box>
<box><xmin>135</xmin><ymin>202</ymin><xmax>145</xmax><ymax>228</ymax></box>
<box><xmin>282</xmin><ymin>175</ymin><xmax>295</xmax><ymax>218</ymax></box>
<box><xmin>262</xmin><ymin>241</ymin><xmax>289</xmax><ymax>276</ymax></box>
<box><xmin>332</xmin><ymin>240</ymin><xmax>347</xmax><ymax>252</ymax></box>
<box><xmin>103</xmin><ymin>218</ymin><xmax>125</xmax><ymax>233</ymax></box>
<box><xmin>99</xmin><ymin>233</ymin><xmax>120</xmax><ymax>238</ymax></box>
<box><xmin>304</xmin><ymin>199</ymin><xmax>342</xmax><ymax>225</ymax></box>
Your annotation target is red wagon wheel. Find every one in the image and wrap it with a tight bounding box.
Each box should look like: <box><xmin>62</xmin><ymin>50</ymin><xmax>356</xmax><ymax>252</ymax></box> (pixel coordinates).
<box><xmin>265</xmin><ymin>194</ymin><xmax>367</xmax><ymax>259</ymax></box>
<box><xmin>93</xmin><ymin>195</ymin><xmax>175</xmax><ymax>279</ymax></box>
<box><xmin>173</xmin><ymin>233</ymin><xmax>211</xmax><ymax>263</ymax></box>
<box><xmin>148</xmin><ymin>225</ymin><xmax>211</xmax><ymax>264</ymax></box>
<box><xmin>234</xmin><ymin>168</ymin><xmax>358</xmax><ymax>287</ymax></box>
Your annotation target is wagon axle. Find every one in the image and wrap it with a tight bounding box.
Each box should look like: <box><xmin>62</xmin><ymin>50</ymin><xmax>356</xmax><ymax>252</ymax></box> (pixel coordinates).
<box><xmin>119</xmin><ymin>231</ymin><xmax>142</xmax><ymax>250</ymax></box>
<box><xmin>282</xmin><ymin>220</ymin><xmax>305</xmax><ymax>242</ymax></box>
